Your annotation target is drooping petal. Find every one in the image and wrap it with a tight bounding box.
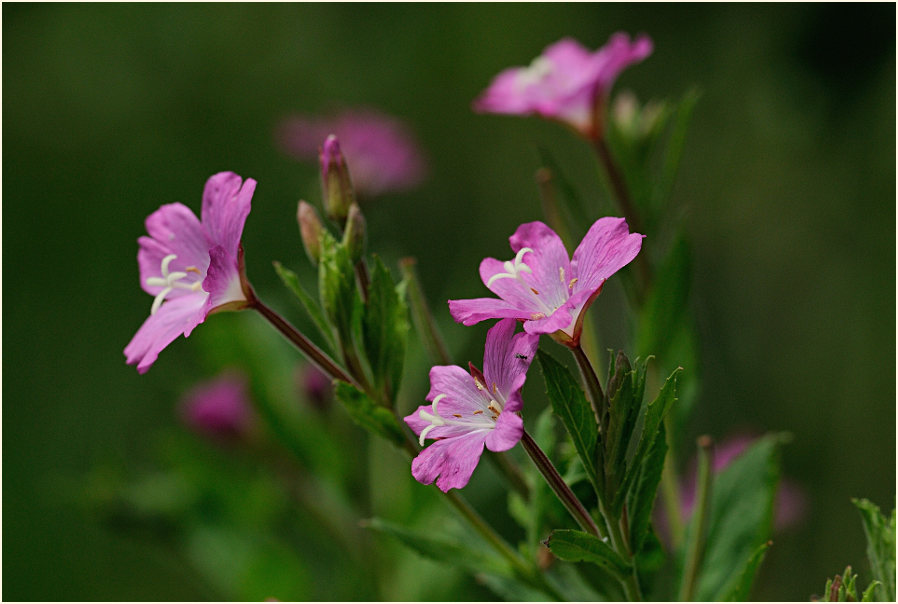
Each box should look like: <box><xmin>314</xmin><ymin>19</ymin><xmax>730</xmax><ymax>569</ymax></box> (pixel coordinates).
<box><xmin>124</xmin><ymin>293</ymin><xmax>210</xmax><ymax>374</ymax></box>
<box><xmin>448</xmin><ymin>297</ymin><xmax>530</xmax><ymax>326</ymax></box>
<box><xmin>508</xmin><ymin>221</ymin><xmax>571</xmax><ymax>310</ymax></box>
<box><xmin>204</xmin><ymin>245</ymin><xmax>247</xmax><ymax>309</ymax></box>
<box><xmin>570</xmin><ymin>217</ymin><xmax>643</xmax><ymax>295</ymax></box>
<box><xmin>485</xmin><ymin>408</ymin><xmax>524</xmax><ymax>452</ymax></box>
<box><xmin>200</xmin><ymin>172</ymin><xmax>255</xmax><ymax>257</ymax></box>
<box><xmin>411</xmin><ymin>430</ymin><xmax>488</xmax><ymax>492</ymax></box>
<box><xmin>482</xmin><ymin>318</ymin><xmax>539</xmax><ymax>397</ymax></box>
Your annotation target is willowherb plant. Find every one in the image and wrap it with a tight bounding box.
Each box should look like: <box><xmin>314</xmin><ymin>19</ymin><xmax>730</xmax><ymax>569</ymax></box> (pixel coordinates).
<box><xmin>121</xmin><ymin>32</ymin><xmax>894</xmax><ymax>601</ymax></box>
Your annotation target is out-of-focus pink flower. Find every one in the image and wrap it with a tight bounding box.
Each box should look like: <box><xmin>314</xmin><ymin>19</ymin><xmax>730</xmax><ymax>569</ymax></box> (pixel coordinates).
<box><xmin>276</xmin><ymin>109</ymin><xmax>427</xmax><ymax>197</ymax></box>
<box><xmin>404</xmin><ymin>319</ymin><xmax>539</xmax><ymax>492</ymax></box>
<box><xmin>473</xmin><ymin>33</ymin><xmax>653</xmax><ymax>139</ymax></box>
<box><xmin>448</xmin><ymin>218</ymin><xmax>642</xmax><ymax>346</ymax></box>
<box><xmin>180</xmin><ymin>372</ymin><xmax>254</xmax><ymax>442</ymax></box>
<box><xmin>296</xmin><ymin>364</ymin><xmax>333</xmax><ymax>411</ymax></box>
<box><xmin>124</xmin><ymin>172</ymin><xmax>256</xmax><ymax>374</ymax></box>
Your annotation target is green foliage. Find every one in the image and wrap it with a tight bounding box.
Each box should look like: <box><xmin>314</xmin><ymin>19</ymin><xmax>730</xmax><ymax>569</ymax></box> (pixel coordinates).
<box><xmin>272</xmin><ymin>261</ymin><xmax>337</xmax><ymax>353</ymax></box>
<box><xmin>537</xmin><ymin>350</ymin><xmax>598</xmax><ymax>494</ymax></box>
<box><xmin>361</xmin><ymin>256</ymin><xmax>409</xmax><ymax>402</ymax></box>
<box><xmin>853</xmin><ymin>498</ymin><xmax>896</xmax><ymax>601</ymax></box>
<box><xmin>545</xmin><ymin>529</ymin><xmax>631</xmax><ymax>577</ymax></box>
<box><xmin>333</xmin><ymin>382</ymin><xmax>406</xmax><ymax>448</ymax></box>
<box><xmin>688</xmin><ymin>433</ymin><xmax>783</xmax><ymax>601</ymax></box>
<box><xmin>318</xmin><ymin>230</ymin><xmax>364</xmax><ymax>363</ymax></box>
<box><xmin>364</xmin><ymin>517</ymin><xmax>513</xmax><ymax>577</ymax></box>
<box><xmin>819</xmin><ymin>566</ymin><xmax>881</xmax><ymax>602</ymax></box>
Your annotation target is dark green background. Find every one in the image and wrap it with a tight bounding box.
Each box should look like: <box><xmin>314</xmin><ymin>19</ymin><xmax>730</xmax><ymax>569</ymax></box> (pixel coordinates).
<box><xmin>4</xmin><ymin>3</ymin><xmax>894</xmax><ymax>601</ymax></box>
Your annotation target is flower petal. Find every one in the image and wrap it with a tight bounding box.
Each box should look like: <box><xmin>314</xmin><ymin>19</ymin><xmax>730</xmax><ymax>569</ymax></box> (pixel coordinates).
<box><xmin>485</xmin><ymin>407</ymin><xmax>523</xmax><ymax>452</ymax></box>
<box><xmin>508</xmin><ymin>221</ymin><xmax>571</xmax><ymax>310</ymax></box>
<box><xmin>200</xmin><ymin>172</ymin><xmax>255</xmax><ymax>257</ymax></box>
<box><xmin>482</xmin><ymin>318</ymin><xmax>539</xmax><ymax>398</ymax></box>
<box><xmin>448</xmin><ymin>297</ymin><xmax>529</xmax><ymax>326</ymax></box>
<box><xmin>593</xmin><ymin>33</ymin><xmax>654</xmax><ymax>93</ymax></box>
<box><xmin>570</xmin><ymin>217</ymin><xmax>643</xmax><ymax>295</ymax></box>
<box><xmin>479</xmin><ymin>257</ymin><xmax>540</xmax><ymax>310</ymax></box>
<box><xmin>204</xmin><ymin>245</ymin><xmax>247</xmax><ymax>308</ymax></box>
<box><xmin>138</xmin><ymin>203</ymin><xmax>209</xmax><ymax>295</ymax></box>
<box><xmin>411</xmin><ymin>430</ymin><xmax>488</xmax><ymax>492</ymax></box>
<box><xmin>124</xmin><ymin>293</ymin><xmax>210</xmax><ymax>374</ymax></box>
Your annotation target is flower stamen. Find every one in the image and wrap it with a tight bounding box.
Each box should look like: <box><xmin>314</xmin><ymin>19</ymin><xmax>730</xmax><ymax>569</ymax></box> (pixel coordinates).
<box><xmin>146</xmin><ymin>254</ymin><xmax>204</xmax><ymax>315</ymax></box>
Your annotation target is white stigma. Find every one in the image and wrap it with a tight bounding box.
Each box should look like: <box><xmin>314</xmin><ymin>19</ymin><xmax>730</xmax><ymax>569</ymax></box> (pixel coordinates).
<box><xmin>145</xmin><ymin>253</ymin><xmax>203</xmax><ymax>315</ymax></box>
<box><xmin>486</xmin><ymin>247</ymin><xmax>534</xmax><ymax>288</ymax></box>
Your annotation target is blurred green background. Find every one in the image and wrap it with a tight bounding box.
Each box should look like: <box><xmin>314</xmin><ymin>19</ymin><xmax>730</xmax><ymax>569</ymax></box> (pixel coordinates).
<box><xmin>4</xmin><ymin>3</ymin><xmax>894</xmax><ymax>601</ymax></box>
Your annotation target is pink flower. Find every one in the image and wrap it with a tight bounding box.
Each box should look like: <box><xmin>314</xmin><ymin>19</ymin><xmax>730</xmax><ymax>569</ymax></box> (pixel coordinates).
<box><xmin>276</xmin><ymin>109</ymin><xmax>427</xmax><ymax>197</ymax></box>
<box><xmin>473</xmin><ymin>33</ymin><xmax>653</xmax><ymax>139</ymax></box>
<box><xmin>404</xmin><ymin>319</ymin><xmax>539</xmax><ymax>492</ymax></box>
<box><xmin>124</xmin><ymin>172</ymin><xmax>255</xmax><ymax>374</ymax></box>
<box><xmin>180</xmin><ymin>372</ymin><xmax>254</xmax><ymax>442</ymax></box>
<box><xmin>449</xmin><ymin>218</ymin><xmax>643</xmax><ymax>346</ymax></box>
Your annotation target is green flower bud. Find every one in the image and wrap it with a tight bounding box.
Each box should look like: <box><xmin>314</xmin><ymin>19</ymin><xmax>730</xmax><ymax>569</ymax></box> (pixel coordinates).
<box><xmin>342</xmin><ymin>202</ymin><xmax>367</xmax><ymax>263</ymax></box>
<box><xmin>297</xmin><ymin>200</ymin><xmax>324</xmax><ymax>266</ymax></box>
<box><xmin>320</xmin><ymin>135</ymin><xmax>356</xmax><ymax>224</ymax></box>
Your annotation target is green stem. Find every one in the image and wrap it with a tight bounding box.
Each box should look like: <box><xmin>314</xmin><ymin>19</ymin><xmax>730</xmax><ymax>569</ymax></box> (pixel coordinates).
<box><xmin>659</xmin><ymin>416</ymin><xmax>685</xmax><ymax>549</ymax></box>
<box><xmin>678</xmin><ymin>436</ymin><xmax>714</xmax><ymax>602</ymax></box>
<box><xmin>250</xmin><ymin>295</ymin><xmax>359</xmax><ymax>389</ymax></box>
<box><xmin>598</xmin><ymin>496</ymin><xmax>643</xmax><ymax>601</ymax></box>
<box><xmin>570</xmin><ymin>344</ymin><xmax>606</xmax><ymax>431</ymax></box>
<box><xmin>521</xmin><ymin>431</ymin><xmax>603</xmax><ymax>539</ymax></box>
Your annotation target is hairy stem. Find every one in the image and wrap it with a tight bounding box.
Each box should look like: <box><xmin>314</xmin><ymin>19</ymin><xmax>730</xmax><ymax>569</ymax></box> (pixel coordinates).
<box><xmin>521</xmin><ymin>431</ymin><xmax>603</xmax><ymax>538</ymax></box>
<box><xmin>250</xmin><ymin>295</ymin><xmax>359</xmax><ymax>389</ymax></box>
<box><xmin>570</xmin><ymin>344</ymin><xmax>606</xmax><ymax>431</ymax></box>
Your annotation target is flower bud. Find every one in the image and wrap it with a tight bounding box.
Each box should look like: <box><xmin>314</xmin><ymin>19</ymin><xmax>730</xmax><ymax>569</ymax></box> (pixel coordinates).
<box><xmin>297</xmin><ymin>200</ymin><xmax>324</xmax><ymax>266</ymax></box>
<box><xmin>320</xmin><ymin>134</ymin><xmax>356</xmax><ymax>224</ymax></box>
<box><xmin>179</xmin><ymin>373</ymin><xmax>254</xmax><ymax>444</ymax></box>
<box><xmin>342</xmin><ymin>202</ymin><xmax>367</xmax><ymax>263</ymax></box>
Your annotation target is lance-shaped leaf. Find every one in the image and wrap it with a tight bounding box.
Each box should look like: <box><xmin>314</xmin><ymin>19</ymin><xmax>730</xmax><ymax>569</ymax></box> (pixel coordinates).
<box><xmin>272</xmin><ymin>261</ymin><xmax>336</xmax><ymax>353</ymax></box>
<box><xmin>538</xmin><ymin>350</ymin><xmax>599</xmax><ymax>494</ymax></box>
<box><xmin>853</xmin><ymin>498</ymin><xmax>896</xmax><ymax>602</ymax></box>
<box><xmin>689</xmin><ymin>433</ymin><xmax>783</xmax><ymax>601</ymax></box>
<box><xmin>603</xmin><ymin>352</ymin><xmax>648</xmax><ymax>514</ymax></box>
<box><xmin>615</xmin><ymin>366</ymin><xmax>680</xmax><ymax>511</ymax></box>
<box><xmin>362</xmin><ymin>256</ymin><xmax>409</xmax><ymax>402</ymax></box>
<box><xmin>318</xmin><ymin>231</ymin><xmax>363</xmax><ymax>356</ymax></box>
<box><xmin>716</xmin><ymin>541</ymin><xmax>772</xmax><ymax>601</ymax></box>
<box><xmin>333</xmin><ymin>382</ymin><xmax>405</xmax><ymax>447</ymax></box>
<box><xmin>627</xmin><ymin>422</ymin><xmax>668</xmax><ymax>554</ymax></box>
<box><xmin>363</xmin><ymin>517</ymin><xmax>513</xmax><ymax>577</ymax></box>
<box><xmin>545</xmin><ymin>529</ymin><xmax>631</xmax><ymax>577</ymax></box>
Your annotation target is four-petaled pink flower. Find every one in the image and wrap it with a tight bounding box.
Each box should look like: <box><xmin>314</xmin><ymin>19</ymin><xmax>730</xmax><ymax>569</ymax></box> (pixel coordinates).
<box><xmin>276</xmin><ymin>108</ymin><xmax>427</xmax><ymax>197</ymax></box>
<box><xmin>125</xmin><ymin>172</ymin><xmax>256</xmax><ymax>374</ymax></box>
<box><xmin>180</xmin><ymin>372</ymin><xmax>255</xmax><ymax>442</ymax></box>
<box><xmin>404</xmin><ymin>319</ymin><xmax>539</xmax><ymax>492</ymax></box>
<box><xmin>449</xmin><ymin>218</ymin><xmax>643</xmax><ymax>346</ymax></box>
<box><xmin>473</xmin><ymin>33</ymin><xmax>653</xmax><ymax>139</ymax></box>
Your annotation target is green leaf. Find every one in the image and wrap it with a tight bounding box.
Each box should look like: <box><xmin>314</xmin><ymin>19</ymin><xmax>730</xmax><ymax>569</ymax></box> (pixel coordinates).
<box><xmin>362</xmin><ymin>256</ymin><xmax>409</xmax><ymax>402</ymax></box>
<box><xmin>272</xmin><ymin>261</ymin><xmax>336</xmax><ymax>353</ymax></box>
<box><xmin>537</xmin><ymin>350</ymin><xmax>599</xmax><ymax>494</ymax></box>
<box><xmin>853</xmin><ymin>498</ymin><xmax>896</xmax><ymax>601</ymax></box>
<box><xmin>635</xmin><ymin>236</ymin><xmax>691</xmax><ymax>362</ymax></box>
<box><xmin>617</xmin><ymin>366</ymin><xmax>680</xmax><ymax>507</ymax></box>
<box><xmin>318</xmin><ymin>230</ymin><xmax>363</xmax><ymax>356</ymax></box>
<box><xmin>861</xmin><ymin>579</ymin><xmax>883</xmax><ymax>601</ymax></box>
<box><xmin>717</xmin><ymin>540</ymin><xmax>772</xmax><ymax>601</ymax></box>
<box><xmin>627</xmin><ymin>422</ymin><xmax>668</xmax><ymax>554</ymax></box>
<box><xmin>475</xmin><ymin>572</ymin><xmax>555</xmax><ymax>602</ymax></box>
<box><xmin>363</xmin><ymin>517</ymin><xmax>512</xmax><ymax>577</ymax></box>
<box><xmin>658</xmin><ymin>88</ymin><xmax>701</xmax><ymax>205</ymax></box>
<box><xmin>545</xmin><ymin>529</ymin><xmax>631</xmax><ymax>576</ymax></box>
<box><xmin>691</xmin><ymin>433</ymin><xmax>783</xmax><ymax>601</ymax></box>
<box><xmin>604</xmin><ymin>353</ymin><xmax>648</xmax><ymax>514</ymax></box>
<box><xmin>333</xmin><ymin>382</ymin><xmax>405</xmax><ymax>447</ymax></box>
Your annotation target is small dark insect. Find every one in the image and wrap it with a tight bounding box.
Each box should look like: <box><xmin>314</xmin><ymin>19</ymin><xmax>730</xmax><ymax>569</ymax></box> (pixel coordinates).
<box><xmin>514</xmin><ymin>353</ymin><xmax>528</xmax><ymax>360</ymax></box>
